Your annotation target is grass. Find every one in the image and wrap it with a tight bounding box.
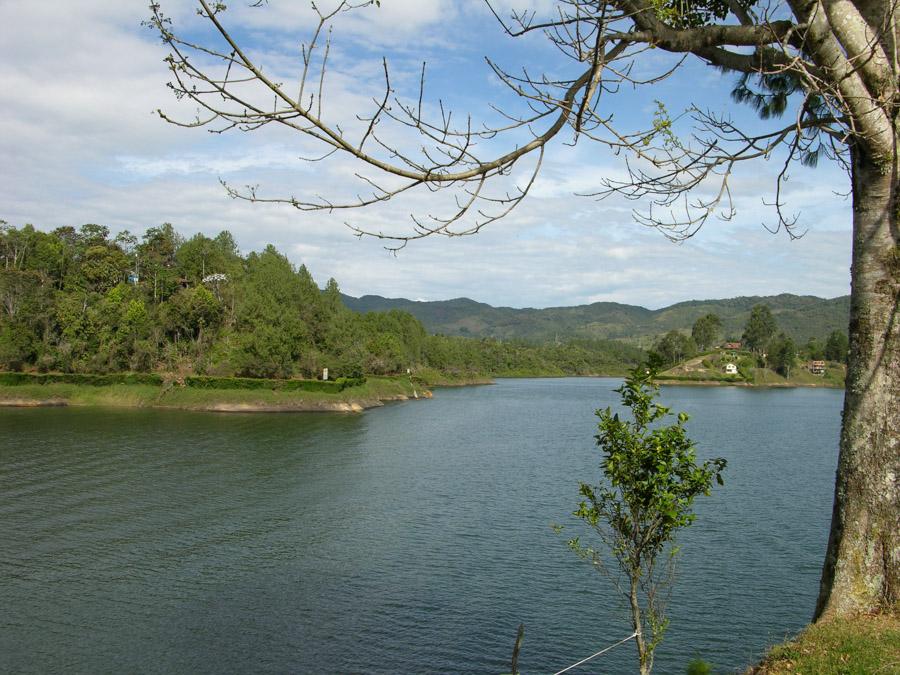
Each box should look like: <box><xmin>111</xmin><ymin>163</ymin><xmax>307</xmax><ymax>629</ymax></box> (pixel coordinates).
<box><xmin>412</xmin><ymin>367</ymin><xmax>495</xmax><ymax>386</ymax></box>
<box><xmin>0</xmin><ymin>376</ymin><xmax>422</xmax><ymax>411</ymax></box>
<box><xmin>750</xmin><ymin>365</ymin><xmax>845</xmax><ymax>388</ymax></box>
<box><xmin>0</xmin><ymin>383</ymin><xmax>163</xmax><ymax>407</ymax></box>
<box><xmin>656</xmin><ymin>371</ymin><xmax>745</xmax><ymax>383</ymax></box>
<box><xmin>752</xmin><ymin>613</ymin><xmax>900</xmax><ymax>674</ymax></box>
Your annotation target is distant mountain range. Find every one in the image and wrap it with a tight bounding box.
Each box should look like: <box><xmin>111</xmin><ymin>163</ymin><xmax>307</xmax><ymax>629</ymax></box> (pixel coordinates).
<box><xmin>341</xmin><ymin>293</ymin><xmax>851</xmax><ymax>346</ymax></box>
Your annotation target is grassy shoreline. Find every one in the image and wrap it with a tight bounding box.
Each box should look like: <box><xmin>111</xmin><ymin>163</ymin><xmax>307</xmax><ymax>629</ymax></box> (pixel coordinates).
<box><xmin>749</xmin><ymin>613</ymin><xmax>900</xmax><ymax>674</ymax></box>
<box><xmin>0</xmin><ymin>368</ymin><xmax>845</xmax><ymax>417</ymax></box>
<box><xmin>0</xmin><ymin>364</ymin><xmax>846</xmax><ymax>417</ymax></box>
<box><xmin>657</xmin><ymin>378</ymin><xmax>844</xmax><ymax>389</ymax></box>
<box><xmin>0</xmin><ymin>376</ymin><xmax>431</xmax><ymax>413</ymax></box>
<box><xmin>655</xmin><ymin>348</ymin><xmax>847</xmax><ymax>389</ymax></box>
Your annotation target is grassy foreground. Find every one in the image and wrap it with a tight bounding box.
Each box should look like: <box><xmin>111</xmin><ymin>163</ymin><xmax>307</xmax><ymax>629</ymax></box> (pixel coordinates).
<box><xmin>0</xmin><ymin>376</ymin><xmax>427</xmax><ymax>413</ymax></box>
<box><xmin>750</xmin><ymin>613</ymin><xmax>900</xmax><ymax>674</ymax></box>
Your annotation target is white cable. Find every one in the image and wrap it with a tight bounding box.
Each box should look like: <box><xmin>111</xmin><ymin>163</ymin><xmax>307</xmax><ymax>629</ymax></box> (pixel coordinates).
<box><xmin>551</xmin><ymin>632</ymin><xmax>639</xmax><ymax>675</ymax></box>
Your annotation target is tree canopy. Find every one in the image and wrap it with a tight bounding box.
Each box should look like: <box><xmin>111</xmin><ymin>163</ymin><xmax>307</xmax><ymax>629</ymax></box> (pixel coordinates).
<box><xmin>0</xmin><ymin>222</ymin><xmax>643</xmax><ymax>379</ymax></box>
<box><xmin>742</xmin><ymin>304</ymin><xmax>778</xmax><ymax>355</ymax></box>
<box><xmin>691</xmin><ymin>313</ymin><xmax>722</xmax><ymax>351</ymax></box>
<box><xmin>824</xmin><ymin>329</ymin><xmax>849</xmax><ymax>364</ymax></box>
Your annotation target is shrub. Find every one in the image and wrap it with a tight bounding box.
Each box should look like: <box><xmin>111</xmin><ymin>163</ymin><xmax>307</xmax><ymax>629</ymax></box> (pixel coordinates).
<box><xmin>685</xmin><ymin>658</ymin><xmax>713</xmax><ymax>675</ymax></box>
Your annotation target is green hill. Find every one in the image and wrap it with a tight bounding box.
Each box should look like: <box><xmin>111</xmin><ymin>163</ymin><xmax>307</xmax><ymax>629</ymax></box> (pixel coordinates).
<box><xmin>342</xmin><ymin>293</ymin><xmax>850</xmax><ymax>345</ymax></box>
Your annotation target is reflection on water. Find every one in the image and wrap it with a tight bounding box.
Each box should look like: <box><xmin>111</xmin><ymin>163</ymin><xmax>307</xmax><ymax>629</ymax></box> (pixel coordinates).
<box><xmin>0</xmin><ymin>380</ymin><xmax>841</xmax><ymax>673</ymax></box>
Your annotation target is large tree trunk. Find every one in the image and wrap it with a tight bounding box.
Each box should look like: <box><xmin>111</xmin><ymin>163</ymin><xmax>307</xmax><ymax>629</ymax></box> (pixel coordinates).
<box><xmin>814</xmin><ymin>142</ymin><xmax>900</xmax><ymax>619</ymax></box>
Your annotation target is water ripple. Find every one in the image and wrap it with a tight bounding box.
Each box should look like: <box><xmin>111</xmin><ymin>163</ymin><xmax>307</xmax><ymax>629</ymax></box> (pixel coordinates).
<box><xmin>0</xmin><ymin>383</ymin><xmax>841</xmax><ymax>674</ymax></box>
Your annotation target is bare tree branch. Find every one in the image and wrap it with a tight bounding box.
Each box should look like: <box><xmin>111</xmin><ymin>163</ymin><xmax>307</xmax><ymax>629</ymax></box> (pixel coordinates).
<box><xmin>148</xmin><ymin>0</ymin><xmax>893</xmax><ymax>240</ymax></box>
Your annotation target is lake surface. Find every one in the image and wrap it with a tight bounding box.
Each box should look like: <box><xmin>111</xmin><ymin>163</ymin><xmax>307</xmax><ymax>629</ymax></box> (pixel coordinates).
<box><xmin>0</xmin><ymin>379</ymin><xmax>842</xmax><ymax>673</ymax></box>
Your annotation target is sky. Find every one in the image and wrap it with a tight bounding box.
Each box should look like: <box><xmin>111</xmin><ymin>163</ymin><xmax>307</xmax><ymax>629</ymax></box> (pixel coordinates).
<box><xmin>0</xmin><ymin>0</ymin><xmax>852</xmax><ymax>309</ymax></box>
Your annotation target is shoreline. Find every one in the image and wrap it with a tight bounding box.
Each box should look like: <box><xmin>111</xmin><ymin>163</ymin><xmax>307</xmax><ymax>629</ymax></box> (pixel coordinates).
<box><xmin>657</xmin><ymin>378</ymin><xmax>843</xmax><ymax>389</ymax></box>
<box><xmin>0</xmin><ymin>394</ymin><xmax>424</xmax><ymax>413</ymax></box>
<box><xmin>0</xmin><ymin>377</ymin><xmax>435</xmax><ymax>414</ymax></box>
<box><xmin>0</xmin><ymin>398</ymin><xmax>70</xmax><ymax>408</ymax></box>
<box><xmin>0</xmin><ymin>374</ymin><xmax>845</xmax><ymax>414</ymax></box>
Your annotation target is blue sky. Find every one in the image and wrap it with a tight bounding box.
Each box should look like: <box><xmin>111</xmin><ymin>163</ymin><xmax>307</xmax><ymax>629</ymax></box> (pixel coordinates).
<box><xmin>0</xmin><ymin>1</ymin><xmax>852</xmax><ymax>309</ymax></box>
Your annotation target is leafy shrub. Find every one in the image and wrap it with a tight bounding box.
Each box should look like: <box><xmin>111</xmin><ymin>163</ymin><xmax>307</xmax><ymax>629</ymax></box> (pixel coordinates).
<box><xmin>685</xmin><ymin>658</ymin><xmax>713</xmax><ymax>675</ymax></box>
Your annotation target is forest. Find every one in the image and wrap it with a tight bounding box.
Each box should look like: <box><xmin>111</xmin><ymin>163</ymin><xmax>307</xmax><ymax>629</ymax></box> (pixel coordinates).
<box><xmin>0</xmin><ymin>222</ymin><xmax>644</xmax><ymax>380</ymax></box>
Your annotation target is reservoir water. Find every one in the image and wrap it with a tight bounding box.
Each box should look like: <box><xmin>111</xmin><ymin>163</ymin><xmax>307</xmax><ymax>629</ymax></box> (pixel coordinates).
<box><xmin>0</xmin><ymin>379</ymin><xmax>842</xmax><ymax>673</ymax></box>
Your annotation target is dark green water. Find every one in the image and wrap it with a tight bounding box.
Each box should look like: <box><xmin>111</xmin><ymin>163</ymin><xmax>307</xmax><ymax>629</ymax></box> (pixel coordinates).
<box><xmin>0</xmin><ymin>379</ymin><xmax>841</xmax><ymax>673</ymax></box>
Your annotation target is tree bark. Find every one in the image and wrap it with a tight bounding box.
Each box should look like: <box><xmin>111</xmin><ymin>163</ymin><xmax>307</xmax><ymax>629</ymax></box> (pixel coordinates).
<box><xmin>814</xmin><ymin>141</ymin><xmax>900</xmax><ymax>618</ymax></box>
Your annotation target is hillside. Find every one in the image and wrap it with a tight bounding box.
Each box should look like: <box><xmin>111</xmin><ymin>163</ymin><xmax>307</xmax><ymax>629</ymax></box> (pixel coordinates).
<box><xmin>342</xmin><ymin>293</ymin><xmax>850</xmax><ymax>345</ymax></box>
<box><xmin>657</xmin><ymin>349</ymin><xmax>847</xmax><ymax>388</ymax></box>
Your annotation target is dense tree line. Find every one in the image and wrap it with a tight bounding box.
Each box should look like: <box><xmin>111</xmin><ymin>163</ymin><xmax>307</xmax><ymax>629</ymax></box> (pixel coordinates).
<box><xmin>0</xmin><ymin>222</ymin><xmax>643</xmax><ymax>379</ymax></box>
<box><xmin>742</xmin><ymin>304</ymin><xmax>848</xmax><ymax>376</ymax></box>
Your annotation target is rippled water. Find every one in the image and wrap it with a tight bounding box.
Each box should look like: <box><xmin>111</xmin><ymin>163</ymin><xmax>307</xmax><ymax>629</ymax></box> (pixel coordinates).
<box><xmin>0</xmin><ymin>379</ymin><xmax>842</xmax><ymax>673</ymax></box>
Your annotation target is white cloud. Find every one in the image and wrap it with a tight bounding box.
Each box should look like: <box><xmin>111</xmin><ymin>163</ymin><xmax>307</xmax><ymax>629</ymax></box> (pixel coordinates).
<box><xmin>116</xmin><ymin>145</ymin><xmax>315</xmax><ymax>177</ymax></box>
<box><xmin>217</xmin><ymin>0</ymin><xmax>465</xmax><ymax>54</ymax></box>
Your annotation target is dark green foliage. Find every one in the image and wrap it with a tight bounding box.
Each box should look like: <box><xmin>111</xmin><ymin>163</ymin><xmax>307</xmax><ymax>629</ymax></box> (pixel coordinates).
<box><xmin>685</xmin><ymin>658</ymin><xmax>713</xmax><ymax>675</ymax></box>
<box><xmin>805</xmin><ymin>337</ymin><xmax>825</xmax><ymax>361</ymax></box>
<box><xmin>79</xmin><ymin>245</ymin><xmax>128</xmax><ymax>293</ymax></box>
<box><xmin>138</xmin><ymin>223</ymin><xmax>182</xmax><ymax>303</ymax></box>
<box><xmin>175</xmin><ymin>232</ymin><xmax>240</xmax><ymax>283</ymax></box>
<box><xmin>825</xmin><ymin>330</ymin><xmax>849</xmax><ymax>363</ymax></box>
<box><xmin>165</xmin><ymin>286</ymin><xmax>222</xmax><ymax>341</ymax></box>
<box><xmin>730</xmin><ymin>69</ymin><xmax>831</xmax><ymax>167</ymax></box>
<box><xmin>742</xmin><ymin>304</ymin><xmax>778</xmax><ymax>354</ymax></box>
<box><xmin>653</xmin><ymin>0</ymin><xmax>755</xmax><ymax>28</ymax></box>
<box><xmin>691</xmin><ymin>313</ymin><xmax>721</xmax><ymax>351</ymax></box>
<box><xmin>771</xmin><ymin>333</ymin><xmax>798</xmax><ymax>377</ymax></box>
<box><xmin>0</xmin><ymin>321</ymin><xmax>37</xmax><ymax>371</ymax></box>
<box><xmin>731</xmin><ymin>72</ymin><xmax>801</xmax><ymax>120</ymax></box>
<box><xmin>0</xmin><ymin>222</ymin><xmax>642</xmax><ymax>380</ymax></box>
<box><xmin>653</xmin><ymin>330</ymin><xmax>697</xmax><ymax>366</ymax></box>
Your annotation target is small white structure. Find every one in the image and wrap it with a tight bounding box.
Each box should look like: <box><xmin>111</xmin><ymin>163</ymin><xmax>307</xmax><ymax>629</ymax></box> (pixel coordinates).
<box><xmin>809</xmin><ymin>360</ymin><xmax>826</xmax><ymax>375</ymax></box>
<box><xmin>322</xmin><ymin>367</ymin><xmax>329</xmax><ymax>381</ymax></box>
<box><xmin>724</xmin><ymin>363</ymin><xmax>738</xmax><ymax>375</ymax></box>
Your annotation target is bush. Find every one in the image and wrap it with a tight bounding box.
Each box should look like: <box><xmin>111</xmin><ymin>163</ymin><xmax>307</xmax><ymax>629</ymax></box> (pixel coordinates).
<box><xmin>685</xmin><ymin>658</ymin><xmax>713</xmax><ymax>675</ymax></box>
